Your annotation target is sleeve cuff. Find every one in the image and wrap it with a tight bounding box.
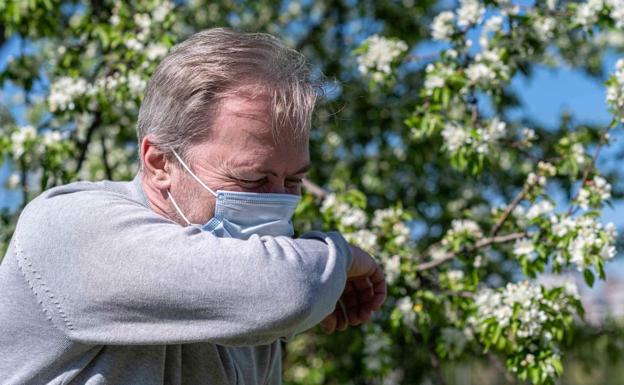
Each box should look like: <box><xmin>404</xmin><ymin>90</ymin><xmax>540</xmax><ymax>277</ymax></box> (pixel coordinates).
<box><xmin>299</xmin><ymin>230</ymin><xmax>352</xmax><ymax>274</ymax></box>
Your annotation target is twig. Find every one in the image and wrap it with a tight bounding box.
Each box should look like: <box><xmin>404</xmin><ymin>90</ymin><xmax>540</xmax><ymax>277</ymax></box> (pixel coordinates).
<box><xmin>74</xmin><ymin>110</ymin><xmax>101</xmax><ymax>175</ymax></box>
<box><xmin>99</xmin><ymin>132</ymin><xmax>113</xmax><ymax>180</ymax></box>
<box><xmin>302</xmin><ymin>178</ymin><xmax>328</xmax><ymax>199</ymax></box>
<box><xmin>415</xmin><ymin>232</ymin><xmax>526</xmax><ymax>271</ymax></box>
<box><xmin>490</xmin><ymin>185</ymin><xmax>529</xmax><ymax>237</ymax></box>
<box><xmin>567</xmin><ymin>118</ymin><xmax>618</xmax><ymax>215</ymax></box>
<box><xmin>19</xmin><ymin>158</ymin><xmax>28</xmax><ymax>210</ymax></box>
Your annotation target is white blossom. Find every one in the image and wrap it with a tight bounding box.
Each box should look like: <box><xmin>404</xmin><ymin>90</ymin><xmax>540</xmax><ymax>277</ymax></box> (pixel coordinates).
<box><xmin>11</xmin><ymin>125</ymin><xmax>37</xmax><ymax>158</ymax></box>
<box><xmin>145</xmin><ymin>43</ymin><xmax>169</xmax><ymax>60</ymax></box>
<box><xmin>483</xmin><ymin>15</ymin><xmax>504</xmax><ymax>34</ymax></box>
<box><xmin>606</xmin><ymin>0</ymin><xmax>624</xmax><ymax>27</ymax></box>
<box><xmin>466</xmin><ymin>62</ymin><xmax>496</xmax><ymax>84</ymax></box>
<box><xmin>134</xmin><ymin>13</ymin><xmax>151</xmax><ymax>30</ymax></box>
<box><xmin>372</xmin><ymin>207</ymin><xmax>404</xmax><ymax>227</ymax></box>
<box><xmin>571</xmin><ymin>143</ymin><xmax>586</xmax><ymax>164</ymax></box>
<box><xmin>457</xmin><ymin>0</ymin><xmax>485</xmax><ymax>28</ymax></box>
<box><xmin>126</xmin><ymin>73</ymin><xmax>147</xmax><ymax>95</ymax></box>
<box><xmin>152</xmin><ymin>1</ymin><xmax>174</xmax><ymax>23</ymax></box>
<box><xmin>473</xmin><ymin>254</ymin><xmax>484</xmax><ymax>268</ymax></box>
<box><xmin>534</xmin><ymin>17</ymin><xmax>557</xmax><ymax>41</ymax></box>
<box><xmin>396</xmin><ymin>296</ymin><xmax>415</xmax><ymax>323</ymax></box>
<box><xmin>424</xmin><ymin>73</ymin><xmax>445</xmax><ymax>91</ymax></box>
<box><xmin>446</xmin><ymin>219</ymin><xmax>483</xmax><ymax>240</ymax></box>
<box><xmin>357</xmin><ymin>35</ymin><xmax>408</xmax><ymax>77</ymax></box>
<box><xmin>431</xmin><ymin>11</ymin><xmax>456</xmax><ymax>41</ymax></box>
<box><xmin>574</xmin><ymin>0</ymin><xmax>604</xmax><ymax>28</ymax></box>
<box><xmin>322</xmin><ymin>194</ymin><xmax>369</xmax><ymax>229</ymax></box>
<box><xmin>341</xmin><ymin>208</ymin><xmax>368</xmax><ymax>228</ymax></box>
<box><xmin>363</xmin><ymin>326</ymin><xmax>392</xmax><ymax>372</ymax></box>
<box><xmin>384</xmin><ymin>254</ymin><xmax>401</xmax><ymax>284</ymax></box>
<box><xmin>577</xmin><ymin>175</ymin><xmax>612</xmax><ymax>209</ymax></box>
<box><xmin>392</xmin><ymin>222</ymin><xmax>411</xmax><ymax>246</ymax></box>
<box><xmin>513</xmin><ymin>238</ymin><xmax>535</xmax><ymax>257</ymax></box>
<box><xmin>564</xmin><ymin>280</ymin><xmax>580</xmax><ymax>299</ymax></box>
<box><xmin>526</xmin><ymin>200</ymin><xmax>554</xmax><ymax>220</ymax></box>
<box><xmin>547</xmin><ymin>0</ymin><xmax>558</xmax><ymax>10</ymax></box>
<box><xmin>42</xmin><ymin>130</ymin><xmax>63</xmax><ymax>147</ymax></box>
<box><xmin>447</xmin><ymin>269</ymin><xmax>465</xmax><ymax>283</ymax></box>
<box><xmin>474</xmin><ymin>281</ymin><xmax>555</xmax><ymax>339</ymax></box>
<box><xmin>550</xmin><ymin>215</ymin><xmax>618</xmax><ymax>270</ymax></box>
<box><xmin>441</xmin><ymin>122</ymin><xmax>471</xmax><ymax>152</ymax></box>
<box><xmin>522</xmin><ymin>127</ymin><xmax>536</xmax><ymax>142</ymax></box>
<box><xmin>7</xmin><ymin>173</ymin><xmax>21</xmax><ymax>189</ymax></box>
<box><xmin>527</xmin><ymin>172</ymin><xmax>547</xmax><ymax>187</ymax></box>
<box><xmin>48</xmin><ymin>76</ymin><xmax>90</xmax><ymax>112</ymax></box>
<box><xmin>538</xmin><ymin>161</ymin><xmax>556</xmax><ymax>176</ymax></box>
<box><xmin>607</xmin><ymin>58</ymin><xmax>624</xmax><ymax>117</ymax></box>
<box><xmin>126</xmin><ymin>38</ymin><xmax>144</xmax><ymax>51</ymax></box>
<box><xmin>345</xmin><ymin>229</ymin><xmax>378</xmax><ymax>251</ymax></box>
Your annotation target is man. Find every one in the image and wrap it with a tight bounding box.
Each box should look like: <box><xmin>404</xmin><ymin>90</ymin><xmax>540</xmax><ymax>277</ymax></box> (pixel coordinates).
<box><xmin>0</xmin><ymin>28</ymin><xmax>386</xmax><ymax>384</ymax></box>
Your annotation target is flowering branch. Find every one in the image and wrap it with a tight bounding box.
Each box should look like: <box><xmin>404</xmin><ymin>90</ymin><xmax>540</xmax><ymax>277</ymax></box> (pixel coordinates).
<box><xmin>568</xmin><ymin>118</ymin><xmax>618</xmax><ymax>215</ymax></box>
<box><xmin>415</xmin><ymin>232</ymin><xmax>526</xmax><ymax>271</ymax></box>
<box><xmin>490</xmin><ymin>185</ymin><xmax>529</xmax><ymax>236</ymax></box>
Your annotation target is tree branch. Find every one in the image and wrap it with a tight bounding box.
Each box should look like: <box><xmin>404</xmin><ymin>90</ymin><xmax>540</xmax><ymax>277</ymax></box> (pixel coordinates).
<box><xmin>568</xmin><ymin>118</ymin><xmax>618</xmax><ymax>215</ymax></box>
<box><xmin>490</xmin><ymin>185</ymin><xmax>528</xmax><ymax>237</ymax></box>
<box><xmin>74</xmin><ymin>110</ymin><xmax>101</xmax><ymax>176</ymax></box>
<box><xmin>303</xmin><ymin>178</ymin><xmax>328</xmax><ymax>199</ymax></box>
<box><xmin>99</xmin><ymin>132</ymin><xmax>113</xmax><ymax>180</ymax></box>
<box><xmin>415</xmin><ymin>232</ymin><xmax>526</xmax><ymax>271</ymax></box>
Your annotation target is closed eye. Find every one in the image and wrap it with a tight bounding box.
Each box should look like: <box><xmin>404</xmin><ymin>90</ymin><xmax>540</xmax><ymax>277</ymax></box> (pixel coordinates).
<box><xmin>286</xmin><ymin>178</ymin><xmax>303</xmax><ymax>184</ymax></box>
<box><xmin>236</xmin><ymin>177</ymin><xmax>268</xmax><ymax>185</ymax></box>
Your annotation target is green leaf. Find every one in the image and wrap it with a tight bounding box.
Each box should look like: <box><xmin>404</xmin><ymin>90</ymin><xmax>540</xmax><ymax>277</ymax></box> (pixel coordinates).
<box><xmin>583</xmin><ymin>268</ymin><xmax>595</xmax><ymax>287</ymax></box>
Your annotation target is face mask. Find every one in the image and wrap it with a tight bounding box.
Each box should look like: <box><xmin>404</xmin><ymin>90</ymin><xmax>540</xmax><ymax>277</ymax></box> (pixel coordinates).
<box><xmin>167</xmin><ymin>149</ymin><xmax>301</xmax><ymax>239</ymax></box>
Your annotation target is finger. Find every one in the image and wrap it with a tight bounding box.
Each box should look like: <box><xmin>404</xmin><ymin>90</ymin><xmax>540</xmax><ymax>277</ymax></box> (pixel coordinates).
<box><xmin>358</xmin><ymin>307</ymin><xmax>373</xmax><ymax>323</ymax></box>
<box><xmin>369</xmin><ymin>267</ymin><xmax>387</xmax><ymax>310</ymax></box>
<box><xmin>342</xmin><ymin>281</ymin><xmax>359</xmax><ymax>308</ymax></box>
<box><xmin>336</xmin><ymin>299</ymin><xmax>349</xmax><ymax>331</ymax></box>
<box><xmin>352</xmin><ymin>276</ymin><xmax>374</xmax><ymax>297</ymax></box>
<box><xmin>321</xmin><ymin>312</ymin><xmax>337</xmax><ymax>334</ymax></box>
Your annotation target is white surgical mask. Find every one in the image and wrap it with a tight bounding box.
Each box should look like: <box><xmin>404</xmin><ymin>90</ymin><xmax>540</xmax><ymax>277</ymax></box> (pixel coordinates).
<box><xmin>167</xmin><ymin>149</ymin><xmax>301</xmax><ymax>239</ymax></box>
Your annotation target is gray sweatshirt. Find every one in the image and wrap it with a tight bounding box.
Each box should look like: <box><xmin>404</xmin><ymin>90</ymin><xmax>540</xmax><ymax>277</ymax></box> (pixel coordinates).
<box><xmin>0</xmin><ymin>175</ymin><xmax>352</xmax><ymax>384</ymax></box>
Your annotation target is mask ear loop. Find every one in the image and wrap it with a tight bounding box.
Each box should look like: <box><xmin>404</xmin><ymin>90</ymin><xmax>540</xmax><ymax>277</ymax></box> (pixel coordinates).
<box><xmin>168</xmin><ymin>190</ymin><xmax>192</xmax><ymax>226</ymax></box>
<box><xmin>171</xmin><ymin>149</ymin><xmax>218</xmax><ymax>197</ymax></box>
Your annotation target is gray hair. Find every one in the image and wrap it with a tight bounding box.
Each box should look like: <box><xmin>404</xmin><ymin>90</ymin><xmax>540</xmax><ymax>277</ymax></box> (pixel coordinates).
<box><xmin>137</xmin><ymin>28</ymin><xmax>320</xmax><ymax>167</ymax></box>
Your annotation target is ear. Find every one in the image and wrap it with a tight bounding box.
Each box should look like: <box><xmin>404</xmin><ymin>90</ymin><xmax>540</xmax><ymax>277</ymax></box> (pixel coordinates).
<box><xmin>141</xmin><ymin>135</ymin><xmax>172</xmax><ymax>191</ymax></box>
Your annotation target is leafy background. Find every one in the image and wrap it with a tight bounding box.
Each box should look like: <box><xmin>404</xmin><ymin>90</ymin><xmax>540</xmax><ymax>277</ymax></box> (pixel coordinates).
<box><xmin>2</xmin><ymin>0</ymin><xmax>624</xmax><ymax>384</ymax></box>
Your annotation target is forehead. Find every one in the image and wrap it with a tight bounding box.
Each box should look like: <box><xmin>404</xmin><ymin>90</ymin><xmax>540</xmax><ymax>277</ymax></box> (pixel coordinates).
<box><xmin>190</xmin><ymin>92</ymin><xmax>309</xmax><ymax>170</ymax></box>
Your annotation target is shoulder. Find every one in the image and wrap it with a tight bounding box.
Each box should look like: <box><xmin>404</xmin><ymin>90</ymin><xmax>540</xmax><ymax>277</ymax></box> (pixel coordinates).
<box><xmin>18</xmin><ymin>179</ymin><xmax>149</xmax><ymax>236</ymax></box>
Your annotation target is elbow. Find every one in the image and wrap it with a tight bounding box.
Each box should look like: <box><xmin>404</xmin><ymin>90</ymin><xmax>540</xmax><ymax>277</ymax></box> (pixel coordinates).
<box><xmin>271</xmin><ymin>273</ymin><xmax>333</xmax><ymax>336</ymax></box>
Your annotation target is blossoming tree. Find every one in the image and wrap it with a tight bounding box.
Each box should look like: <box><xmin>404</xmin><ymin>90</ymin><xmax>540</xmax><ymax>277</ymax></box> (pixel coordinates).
<box><xmin>1</xmin><ymin>0</ymin><xmax>623</xmax><ymax>384</ymax></box>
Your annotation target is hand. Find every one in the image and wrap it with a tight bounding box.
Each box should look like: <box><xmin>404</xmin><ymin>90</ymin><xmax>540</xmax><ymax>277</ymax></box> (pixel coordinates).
<box><xmin>321</xmin><ymin>245</ymin><xmax>387</xmax><ymax>334</ymax></box>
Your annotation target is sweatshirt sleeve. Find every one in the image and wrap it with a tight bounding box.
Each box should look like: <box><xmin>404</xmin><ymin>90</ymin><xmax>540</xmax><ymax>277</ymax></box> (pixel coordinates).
<box><xmin>12</xmin><ymin>185</ymin><xmax>352</xmax><ymax>347</ymax></box>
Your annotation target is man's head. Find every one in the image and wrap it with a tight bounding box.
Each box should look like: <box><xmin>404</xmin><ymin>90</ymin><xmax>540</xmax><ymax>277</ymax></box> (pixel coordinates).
<box><xmin>137</xmin><ymin>28</ymin><xmax>318</xmax><ymax>225</ymax></box>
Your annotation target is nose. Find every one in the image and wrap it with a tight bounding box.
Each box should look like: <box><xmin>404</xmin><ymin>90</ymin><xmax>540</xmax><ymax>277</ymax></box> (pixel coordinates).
<box><xmin>270</xmin><ymin>179</ymin><xmax>288</xmax><ymax>194</ymax></box>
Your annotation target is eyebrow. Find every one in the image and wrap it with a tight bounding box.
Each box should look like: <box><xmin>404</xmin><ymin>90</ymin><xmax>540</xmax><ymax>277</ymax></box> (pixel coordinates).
<box><xmin>226</xmin><ymin>163</ymin><xmax>311</xmax><ymax>179</ymax></box>
<box><xmin>253</xmin><ymin>163</ymin><xmax>312</xmax><ymax>177</ymax></box>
